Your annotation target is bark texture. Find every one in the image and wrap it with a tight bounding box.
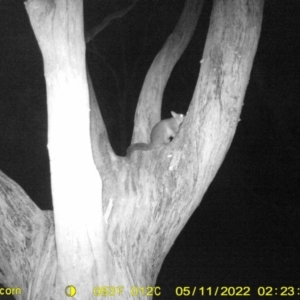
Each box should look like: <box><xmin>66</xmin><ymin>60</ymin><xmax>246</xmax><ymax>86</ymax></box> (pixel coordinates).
<box><xmin>0</xmin><ymin>171</ymin><xmax>55</xmax><ymax>299</ymax></box>
<box><xmin>121</xmin><ymin>0</ymin><xmax>264</xmax><ymax>286</ymax></box>
<box><xmin>25</xmin><ymin>0</ymin><xmax>106</xmax><ymax>298</ymax></box>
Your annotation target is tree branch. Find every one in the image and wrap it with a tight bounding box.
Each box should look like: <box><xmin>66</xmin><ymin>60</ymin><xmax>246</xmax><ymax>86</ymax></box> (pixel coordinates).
<box><xmin>0</xmin><ymin>170</ymin><xmax>53</xmax><ymax>294</ymax></box>
<box><xmin>131</xmin><ymin>0</ymin><xmax>204</xmax><ymax>144</ymax></box>
<box><xmin>85</xmin><ymin>0</ymin><xmax>140</xmax><ymax>43</ymax></box>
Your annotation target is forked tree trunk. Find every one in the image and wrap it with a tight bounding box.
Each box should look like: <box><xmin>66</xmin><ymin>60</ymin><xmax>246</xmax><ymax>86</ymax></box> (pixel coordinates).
<box><xmin>0</xmin><ymin>0</ymin><xmax>264</xmax><ymax>299</ymax></box>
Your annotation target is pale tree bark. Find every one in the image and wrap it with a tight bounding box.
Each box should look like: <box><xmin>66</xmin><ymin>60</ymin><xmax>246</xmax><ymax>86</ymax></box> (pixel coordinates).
<box><xmin>0</xmin><ymin>171</ymin><xmax>55</xmax><ymax>298</ymax></box>
<box><xmin>0</xmin><ymin>0</ymin><xmax>264</xmax><ymax>299</ymax></box>
<box><xmin>117</xmin><ymin>0</ymin><xmax>264</xmax><ymax>287</ymax></box>
<box><xmin>24</xmin><ymin>0</ymin><xmax>107</xmax><ymax>298</ymax></box>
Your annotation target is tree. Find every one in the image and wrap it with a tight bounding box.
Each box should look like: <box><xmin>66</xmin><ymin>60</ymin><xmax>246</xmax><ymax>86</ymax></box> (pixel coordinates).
<box><xmin>0</xmin><ymin>0</ymin><xmax>264</xmax><ymax>299</ymax></box>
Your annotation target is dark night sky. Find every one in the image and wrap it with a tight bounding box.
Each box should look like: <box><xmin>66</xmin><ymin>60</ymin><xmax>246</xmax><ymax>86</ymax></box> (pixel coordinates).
<box><xmin>0</xmin><ymin>0</ymin><xmax>300</xmax><ymax>299</ymax></box>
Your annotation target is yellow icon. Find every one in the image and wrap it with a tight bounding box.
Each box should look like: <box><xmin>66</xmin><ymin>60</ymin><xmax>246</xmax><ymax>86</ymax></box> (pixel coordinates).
<box><xmin>65</xmin><ymin>285</ymin><xmax>76</xmax><ymax>297</ymax></box>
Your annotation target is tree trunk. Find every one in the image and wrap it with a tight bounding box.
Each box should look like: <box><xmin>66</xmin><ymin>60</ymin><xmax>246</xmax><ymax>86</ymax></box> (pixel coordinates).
<box><xmin>118</xmin><ymin>0</ymin><xmax>264</xmax><ymax>288</ymax></box>
<box><xmin>25</xmin><ymin>0</ymin><xmax>107</xmax><ymax>298</ymax></box>
<box><xmin>0</xmin><ymin>0</ymin><xmax>264</xmax><ymax>299</ymax></box>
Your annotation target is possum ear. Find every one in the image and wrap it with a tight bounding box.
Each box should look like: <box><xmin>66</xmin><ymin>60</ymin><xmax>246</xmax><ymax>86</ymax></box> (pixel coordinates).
<box><xmin>171</xmin><ymin>111</ymin><xmax>177</xmax><ymax>118</ymax></box>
